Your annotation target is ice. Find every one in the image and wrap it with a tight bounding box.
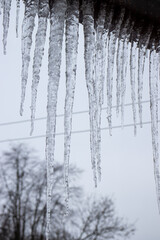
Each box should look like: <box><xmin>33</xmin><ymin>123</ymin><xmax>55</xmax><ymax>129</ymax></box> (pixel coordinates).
<box><xmin>138</xmin><ymin>25</ymin><xmax>153</xmax><ymax>127</ymax></box>
<box><xmin>138</xmin><ymin>47</ymin><xmax>144</xmax><ymax>127</ymax></box>
<box><xmin>130</xmin><ymin>41</ymin><xmax>137</xmax><ymax>135</ymax></box>
<box><xmin>16</xmin><ymin>0</ymin><xmax>20</xmax><ymax>38</ymax></box>
<box><xmin>116</xmin><ymin>15</ymin><xmax>131</xmax><ymax>124</ymax></box>
<box><xmin>30</xmin><ymin>0</ymin><xmax>49</xmax><ymax>135</ymax></box>
<box><xmin>95</xmin><ymin>3</ymin><xmax>107</xmax><ymax>181</ymax></box>
<box><xmin>1</xmin><ymin>0</ymin><xmax>160</xmax><ymax>230</ymax></box>
<box><xmin>120</xmin><ymin>19</ymin><xmax>134</xmax><ymax>127</ymax></box>
<box><xmin>149</xmin><ymin>49</ymin><xmax>160</xmax><ymax>212</ymax></box>
<box><xmin>101</xmin><ymin>32</ymin><xmax>107</xmax><ymax>107</ymax></box>
<box><xmin>102</xmin><ymin>5</ymin><xmax>114</xmax><ymax>113</ymax></box>
<box><xmin>116</xmin><ymin>39</ymin><xmax>123</xmax><ymax>116</ymax></box>
<box><xmin>107</xmin><ymin>32</ymin><xmax>117</xmax><ymax>135</ymax></box>
<box><xmin>20</xmin><ymin>0</ymin><xmax>38</xmax><ymax>116</ymax></box>
<box><xmin>3</xmin><ymin>0</ymin><xmax>12</xmax><ymax>54</ymax></box>
<box><xmin>64</xmin><ymin>0</ymin><xmax>79</xmax><ymax>213</ymax></box>
<box><xmin>137</xmin><ymin>46</ymin><xmax>146</xmax><ymax>127</ymax></box>
<box><xmin>46</xmin><ymin>0</ymin><xmax>67</xmax><ymax>239</ymax></box>
<box><xmin>83</xmin><ymin>0</ymin><xmax>97</xmax><ymax>187</ymax></box>
<box><xmin>107</xmin><ymin>8</ymin><xmax>125</xmax><ymax>135</ymax></box>
<box><xmin>121</xmin><ymin>39</ymin><xmax>129</xmax><ymax>127</ymax></box>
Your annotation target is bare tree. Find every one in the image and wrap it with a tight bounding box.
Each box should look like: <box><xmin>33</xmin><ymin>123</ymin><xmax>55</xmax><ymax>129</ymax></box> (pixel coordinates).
<box><xmin>73</xmin><ymin>197</ymin><xmax>135</xmax><ymax>240</ymax></box>
<box><xmin>0</xmin><ymin>144</ymin><xmax>82</xmax><ymax>240</ymax></box>
<box><xmin>0</xmin><ymin>144</ymin><xmax>135</xmax><ymax>240</ymax></box>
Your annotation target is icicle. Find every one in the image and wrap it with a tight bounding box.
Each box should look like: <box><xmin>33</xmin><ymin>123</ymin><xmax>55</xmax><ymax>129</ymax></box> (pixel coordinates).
<box><xmin>120</xmin><ymin>19</ymin><xmax>134</xmax><ymax>127</ymax></box>
<box><xmin>129</xmin><ymin>19</ymin><xmax>145</xmax><ymax>134</ymax></box>
<box><xmin>100</xmin><ymin>4</ymin><xmax>114</xmax><ymax>129</ymax></box>
<box><xmin>107</xmin><ymin>32</ymin><xmax>117</xmax><ymax>135</ymax></box>
<box><xmin>3</xmin><ymin>0</ymin><xmax>12</xmax><ymax>55</ymax></box>
<box><xmin>149</xmin><ymin>49</ymin><xmax>160</xmax><ymax>213</ymax></box>
<box><xmin>64</xmin><ymin>0</ymin><xmax>79</xmax><ymax>214</ymax></box>
<box><xmin>83</xmin><ymin>0</ymin><xmax>97</xmax><ymax>187</ymax></box>
<box><xmin>20</xmin><ymin>0</ymin><xmax>38</xmax><ymax>116</ymax></box>
<box><xmin>121</xmin><ymin>39</ymin><xmax>129</xmax><ymax>127</ymax></box>
<box><xmin>101</xmin><ymin>32</ymin><xmax>108</xmax><ymax>106</ymax></box>
<box><xmin>107</xmin><ymin>8</ymin><xmax>125</xmax><ymax>135</ymax></box>
<box><xmin>138</xmin><ymin>26</ymin><xmax>152</xmax><ymax>127</ymax></box>
<box><xmin>30</xmin><ymin>0</ymin><xmax>49</xmax><ymax>135</ymax></box>
<box><xmin>95</xmin><ymin>3</ymin><xmax>106</xmax><ymax>182</ymax></box>
<box><xmin>116</xmin><ymin>14</ymin><xmax>130</xmax><ymax>120</ymax></box>
<box><xmin>130</xmin><ymin>41</ymin><xmax>137</xmax><ymax>135</ymax></box>
<box><xmin>101</xmin><ymin>3</ymin><xmax>114</xmax><ymax>107</ymax></box>
<box><xmin>116</xmin><ymin>39</ymin><xmax>123</xmax><ymax>116</ymax></box>
<box><xmin>16</xmin><ymin>0</ymin><xmax>20</xmax><ymax>38</ymax></box>
<box><xmin>46</xmin><ymin>1</ymin><xmax>67</xmax><ymax>239</ymax></box>
<box><xmin>137</xmin><ymin>46</ymin><xmax>146</xmax><ymax>128</ymax></box>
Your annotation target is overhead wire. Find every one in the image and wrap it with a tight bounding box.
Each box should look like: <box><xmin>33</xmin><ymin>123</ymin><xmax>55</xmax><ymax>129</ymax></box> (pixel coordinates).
<box><xmin>0</xmin><ymin>98</ymin><xmax>158</xmax><ymax>127</ymax></box>
<box><xmin>0</xmin><ymin>98</ymin><xmax>159</xmax><ymax>143</ymax></box>
<box><xmin>0</xmin><ymin>120</ymin><xmax>159</xmax><ymax>143</ymax></box>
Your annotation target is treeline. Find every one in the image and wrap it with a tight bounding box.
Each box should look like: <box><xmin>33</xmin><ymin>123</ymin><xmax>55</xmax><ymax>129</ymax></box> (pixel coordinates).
<box><xmin>0</xmin><ymin>144</ymin><xmax>135</xmax><ymax>240</ymax></box>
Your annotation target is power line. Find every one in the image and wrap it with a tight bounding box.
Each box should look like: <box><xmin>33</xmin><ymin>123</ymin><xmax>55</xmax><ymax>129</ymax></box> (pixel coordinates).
<box><xmin>0</xmin><ymin>120</ymin><xmax>158</xmax><ymax>143</ymax></box>
<box><xmin>0</xmin><ymin>98</ymin><xmax>156</xmax><ymax>127</ymax></box>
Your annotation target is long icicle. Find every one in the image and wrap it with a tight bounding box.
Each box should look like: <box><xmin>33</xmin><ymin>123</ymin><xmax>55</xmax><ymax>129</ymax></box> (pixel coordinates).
<box><xmin>64</xmin><ymin>0</ymin><xmax>79</xmax><ymax>214</ymax></box>
<box><xmin>16</xmin><ymin>0</ymin><xmax>20</xmax><ymax>38</ymax></box>
<box><xmin>95</xmin><ymin>2</ymin><xmax>106</xmax><ymax>182</ymax></box>
<box><xmin>46</xmin><ymin>1</ymin><xmax>67</xmax><ymax>239</ymax></box>
<box><xmin>121</xmin><ymin>39</ymin><xmax>129</xmax><ymax>127</ymax></box>
<box><xmin>30</xmin><ymin>0</ymin><xmax>49</xmax><ymax>135</ymax></box>
<box><xmin>137</xmin><ymin>46</ymin><xmax>146</xmax><ymax>128</ymax></box>
<box><xmin>116</xmin><ymin>39</ymin><xmax>123</xmax><ymax>116</ymax></box>
<box><xmin>130</xmin><ymin>41</ymin><xmax>137</xmax><ymax>135</ymax></box>
<box><xmin>101</xmin><ymin>31</ymin><xmax>107</xmax><ymax>108</ymax></box>
<box><xmin>20</xmin><ymin>0</ymin><xmax>38</xmax><ymax>116</ymax></box>
<box><xmin>107</xmin><ymin>32</ymin><xmax>117</xmax><ymax>135</ymax></box>
<box><xmin>3</xmin><ymin>0</ymin><xmax>12</xmax><ymax>55</ymax></box>
<box><xmin>149</xmin><ymin>49</ymin><xmax>160</xmax><ymax>213</ymax></box>
<box><xmin>121</xmin><ymin>20</ymin><xmax>134</xmax><ymax>127</ymax></box>
<box><xmin>102</xmin><ymin>2</ymin><xmax>114</xmax><ymax>106</ymax></box>
<box><xmin>138</xmin><ymin>25</ymin><xmax>153</xmax><ymax>127</ymax></box>
<box><xmin>107</xmin><ymin>8</ymin><xmax>125</xmax><ymax>135</ymax></box>
<box><xmin>116</xmin><ymin>14</ymin><xmax>131</xmax><ymax>119</ymax></box>
<box><xmin>83</xmin><ymin>0</ymin><xmax>97</xmax><ymax>187</ymax></box>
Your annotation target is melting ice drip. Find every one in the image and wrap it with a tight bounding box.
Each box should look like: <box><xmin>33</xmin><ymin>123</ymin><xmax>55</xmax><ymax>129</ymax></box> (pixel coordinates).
<box><xmin>1</xmin><ymin>0</ymin><xmax>160</xmax><ymax>239</ymax></box>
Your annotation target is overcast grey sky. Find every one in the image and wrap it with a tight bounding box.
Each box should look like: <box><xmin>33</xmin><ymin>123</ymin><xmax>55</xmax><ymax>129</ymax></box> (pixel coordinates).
<box><xmin>0</xmin><ymin>2</ymin><xmax>160</xmax><ymax>240</ymax></box>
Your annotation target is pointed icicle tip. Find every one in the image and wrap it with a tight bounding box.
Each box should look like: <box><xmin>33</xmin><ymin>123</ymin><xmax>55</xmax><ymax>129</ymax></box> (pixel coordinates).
<box><xmin>20</xmin><ymin>0</ymin><xmax>39</xmax><ymax>119</ymax></box>
<box><xmin>20</xmin><ymin>103</ymin><xmax>23</xmax><ymax>116</ymax></box>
